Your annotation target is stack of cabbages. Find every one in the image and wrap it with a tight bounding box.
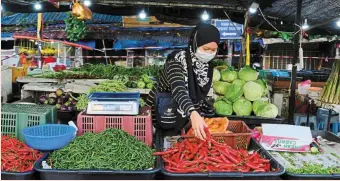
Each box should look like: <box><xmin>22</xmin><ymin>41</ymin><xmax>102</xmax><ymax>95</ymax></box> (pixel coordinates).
<box><xmin>212</xmin><ymin>66</ymin><xmax>279</xmax><ymax>118</ymax></box>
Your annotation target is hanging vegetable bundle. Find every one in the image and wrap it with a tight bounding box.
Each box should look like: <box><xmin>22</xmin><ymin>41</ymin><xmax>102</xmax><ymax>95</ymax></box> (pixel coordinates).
<box><xmin>64</xmin><ymin>12</ymin><xmax>88</xmax><ymax>42</ymax></box>
<box><xmin>320</xmin><ymin>59</ymin><xmax>340</xmax><ymax>104</ymax></box>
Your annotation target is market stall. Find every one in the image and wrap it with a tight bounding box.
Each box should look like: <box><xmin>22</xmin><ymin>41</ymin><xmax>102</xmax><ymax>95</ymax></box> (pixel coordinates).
<box><xmin>2</xmin><ymin>0</ymin><xmax>340</xmax><ymax>180</ymax></box>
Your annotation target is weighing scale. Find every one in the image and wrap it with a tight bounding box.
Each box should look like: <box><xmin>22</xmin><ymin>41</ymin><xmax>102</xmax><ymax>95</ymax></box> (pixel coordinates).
<box><xmin>86</xmin><ymin>92</ymin><xmax>140</xmax><ymax>115</ymax></box>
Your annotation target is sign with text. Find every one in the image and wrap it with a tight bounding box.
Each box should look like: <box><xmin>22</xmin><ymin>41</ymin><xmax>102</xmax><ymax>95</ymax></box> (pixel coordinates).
<box><xmin>260</xmin><ymin>124</ymin><xmax>313</xmax><ymax>152</ymax></box>
<box><xmin>213</xmin><ymin>20</ymin><xmax>243</xmax><ymax>40</ymax></box>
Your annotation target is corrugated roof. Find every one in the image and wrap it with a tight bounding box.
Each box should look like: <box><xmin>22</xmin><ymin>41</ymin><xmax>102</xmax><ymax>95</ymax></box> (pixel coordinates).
<box><xmin>1</xmin><ymin>12</ymin><xmax>122</xmax><ymax>25</ymax></box>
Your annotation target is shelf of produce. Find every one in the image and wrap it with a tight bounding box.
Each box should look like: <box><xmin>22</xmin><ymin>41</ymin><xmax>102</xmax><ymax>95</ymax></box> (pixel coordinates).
<box><xmin>269</xmin><ymin>131</ymin><xmax>340</xmax><ymax>180</ymax></box>
<box><xmin>17</xmin><ymin>77</ymin><xmax>60</xmax><ymax>83</ymax></box>
<box><xmin>159</xmin><ymin>136</ymin><xmax>285</xmax><ymax>180</ymax></box>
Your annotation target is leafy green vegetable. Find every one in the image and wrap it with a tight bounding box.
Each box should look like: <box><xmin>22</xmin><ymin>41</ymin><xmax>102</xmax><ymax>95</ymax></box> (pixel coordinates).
<box><xmin>75</xmin><ymin>80</ymin><xmax>127</xmax><ymax>110</ymax></box>
<box><xmin>224</xmin><ymin>84</ymin><xmax>243</xmax><ymax>103</ymax></box>
<box><xmin>233</xmin><ymin>98</ymin><xmax>252</xmax><ymax>116</ymax></box>
<box><xmin>253</xmin><ymin>99</ymin><xmax>269</xmax><ymax>115</ymax></box>
<box><xmin>221</xmin><ymin>69</ymin><xmax>238</xmax><ymax>83</ymax></box>
<box><xmin>213</xmin><ymin>100</ymin><xmax>233</xmax><ymax>116</ymax></box>
<box><xmin>32</xmin><ymin>64</ymin><xmax>162</xmax><ymax>80</ymax></box>
<box><xmin>137</xmin><ymin>81</ymin><xmax>146</xmax><ymax>89</ymax></box>
<box><xmin>232</xmin><ymin>79</ymin><xmax>246</xmax><ymax>87</ymax></box>
<box><xmin>238</xmin><ymin>66</ymin><xmax>258</xmax><ymax>82</ymax></box>
<box><xmin>256</xmin><ymin>103</ymin><xmax>278</xmax><ymax>118</ymax></box>
<box><xmin>243</xmin><ymin>81</ymin><xmax>263</xmax><ymax>101</ymax></box>
<box><xmin>213</xmin><ymin>81</ymin><xmax>230</xmax><ymax>95</ymax></box>
<box><xmin>287</xmin><ymin>164</ymin><xmax>340</xmax><ymax>174</ymax></box>
<box><xmin>64</xmin><ymin>12</ymin><xmax>87</xmax><ymax>42</ymax></box>
<box><xmin>212</xmin><ymin>68</ymin><xmax>221</xmax><ymax>82</ymax></box>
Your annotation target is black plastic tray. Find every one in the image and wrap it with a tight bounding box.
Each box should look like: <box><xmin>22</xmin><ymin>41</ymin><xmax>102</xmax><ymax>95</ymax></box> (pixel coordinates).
<box><xmin>159</xmin><ymin>136</ymin><xmax>285</xmax><ymax>180</ymax></box>
<box><xmin>215</xmin><ymin>114</ymin><xmax>286</xmax><ymax>128</ymax></box>
<box><xmin>1</xmin><ymin>171</ymin><xmax>37</xmax><ymax>180</ymax></box>
<box><xmin>34</xmin><ymin>144</ymin><xmax>161</xmax><ymax>180</ymax></box>
<box><xmin>281</xmin><ymin>130</ymin><xmax>340</xmax><ymax>180</ymax></box>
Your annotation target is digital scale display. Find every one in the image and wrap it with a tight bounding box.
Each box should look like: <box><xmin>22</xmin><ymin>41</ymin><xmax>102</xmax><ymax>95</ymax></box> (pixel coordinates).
<box><xmin>91</xmin><ymin>104</ymin><xmax>133</xmax><ymax>111</ymax></box>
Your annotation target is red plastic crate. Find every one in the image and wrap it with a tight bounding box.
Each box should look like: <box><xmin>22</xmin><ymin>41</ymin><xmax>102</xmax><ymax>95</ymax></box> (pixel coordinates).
<box><xmin>76</xmin><ymin>111</ymin><xmax>153</xmax><ymax>147</ymax></box>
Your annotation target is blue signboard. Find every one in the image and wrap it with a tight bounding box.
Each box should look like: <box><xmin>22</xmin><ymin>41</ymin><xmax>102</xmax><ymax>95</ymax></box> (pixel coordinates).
<box><xmin>213</xmin><ymin>20</ymin><xmax>243</xmax><ymax>40</ymax></box>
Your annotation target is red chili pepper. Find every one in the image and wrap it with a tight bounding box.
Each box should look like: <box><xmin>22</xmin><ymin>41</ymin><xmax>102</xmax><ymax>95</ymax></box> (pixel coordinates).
<box><xmin>1</xmin><ymin>136</ymin><xmax>42</xmax><ymax>172</ymax></box>
<box><xmin>152</xmin><ymin>149</ymin><xmax>178</xmax><ymax>156</ymax></box>
<box><xmin>246</xmin><ymin>162</ymin><xmax>260</xmax><ymax>170</ymax></box>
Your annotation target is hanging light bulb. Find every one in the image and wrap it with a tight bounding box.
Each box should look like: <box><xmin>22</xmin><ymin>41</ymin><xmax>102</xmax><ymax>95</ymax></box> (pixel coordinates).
<box><xmin>281</xmin><ymin>21</ymin><xmax>283</xmax><ymax>25</ymax></box>
<box><xmin>337</xmin><ymin>18</ymin><xmax>340</xmax><ymax>27</ymax></box>
<box><xmin>201</xmin><ymin>11</ymin><xmax>209</xmax><ymax>21</ymax></box>
<box><xmin>302</xmin><ymin>19</ymin><xmax>309</xmax><ymax>30</ymax></box>
<box><xmin>139</xmin><ymin>10</ymin><xmax>147</xmax><ymax>19</ymax></box>
<box><xmin>84</xmin><ymin>0</ymin><xmax>91</xmax><ymax>7</ymax></box>
<box><xmin>34</xmin><ymin>2</ymin><xmax>42</xmax><ymax>10</ymax></box>
<box><xmin>249</xmin><ymin>2</ymin><xmax>259</xmax><ymax>14</ymax></box>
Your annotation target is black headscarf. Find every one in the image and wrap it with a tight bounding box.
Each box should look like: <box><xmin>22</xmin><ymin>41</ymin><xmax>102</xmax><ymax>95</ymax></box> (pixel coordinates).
<box><xmin>186</xmin><ymin>23</ymin><xmax>220</xmax><ymax>104</ymax></box>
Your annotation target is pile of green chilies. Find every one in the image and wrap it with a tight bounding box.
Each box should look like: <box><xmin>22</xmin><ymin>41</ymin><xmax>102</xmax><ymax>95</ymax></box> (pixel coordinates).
<box><xmin>48</xmin><ymin>129</ymin><xmax>155</xmax><ymax>170</ymax></box>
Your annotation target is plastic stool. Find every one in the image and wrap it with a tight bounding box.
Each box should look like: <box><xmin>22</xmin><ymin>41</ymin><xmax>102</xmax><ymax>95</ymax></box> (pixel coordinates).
<box><xmin>294</xmin><ymin>113</ymin><xmax>305</xmax><ymax>125</ymax></box>
<box><xmin>330</xmin><ymin>123</ymin><xmax>340</xmax><ymax>135</ymax></box>
<box><xmin>295</xmin><ymin>114</ymin><xmax>317</xmax><ymax>130</ymax></box>
<box><xmin>316</xmin><ymin>108</ymin><xmax>339</xmax><ymax>131</ymax></box>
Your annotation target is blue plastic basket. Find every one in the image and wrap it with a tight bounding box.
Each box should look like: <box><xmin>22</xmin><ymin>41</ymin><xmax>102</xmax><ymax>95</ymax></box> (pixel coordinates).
<box><xmin>22</xmin><ymin>124</ymin><xmax>76</xmax><ymax>151</ymax></box>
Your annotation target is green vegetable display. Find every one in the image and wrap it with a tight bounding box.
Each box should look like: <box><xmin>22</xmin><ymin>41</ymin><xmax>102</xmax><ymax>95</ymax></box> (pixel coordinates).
<box><xmin>213</xmin><ymin>81</ymin><xmax>230</xmax><ymax>95</ymax></box>
<box><xmin>238</xmin><ymin>66</ymin><xmax>258</xmax><ymax>82</ymax></box>
<box><xmin>49</xmin><ymin>129</ymin><xmax>155</xmax><ymax>170</ymax></box>
<box><xmin>220</xmin><ymin>69</ymin><xmax>238</xmax><ymax>83</ymax></box>
<box><xmin>287</xmin><ymin>164</ymin><xmax>340</xmax><ymax>174</ymax></box>
<box><xmin>32</xmin><ymin>64</ymin><xmax>162</xmax><ymax>80</ymax></box>
<box><xmin>232</xmin><ymin>79</ymin><xmax>246</xmax><ymax>87</ymax></box>
<box><xmin>75</xmin><ymin>80</ymin><xmax>127</xmax><ymax>110</ymax></box>
<box><xmin>224</xmin><ymin>84</ymin><xmax>243</xmax><ymax>103</ymax></box>
<box><xmin>213</xmin><ymin>100</ymin><xmax>233</xmax><ymax>116</ymax></box>
<box><xmin>243</xmin><ymin>81</ymin><xmax>263</xmax><ymax>101</ymax></box>
<box><xmin>212</xmin><ymin>68</ymin><xmax>221</xmax><ymax>83</ymax></box>
<box><xmin>64</xmin><ymin>12</ymin><xmax>87</xmax><ymax>42</ymax></box>
<box><xmin>255</xmin><ymin>103</ymin><xmax>278</xmax><ymax>118</ymax></box>
<box><xmin>233</xmin><ymin>98</ymin><xmax>252</xmax><ymax>116</ymax></box>
<box><xmin>212</xmin><ymin>66</ymin><xmax>279</xmax><ymax>118</ymax></box>
<box><xmin>253</xmin><ymin>99</ymin><xmax>269</xmax><ymax>115</ymax></box>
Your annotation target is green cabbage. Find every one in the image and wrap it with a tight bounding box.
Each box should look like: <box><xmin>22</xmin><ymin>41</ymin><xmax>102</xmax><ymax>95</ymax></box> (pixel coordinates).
<box><xmin>253</xmin><ymin>99</ymin><xmax>269</xmax><ymax>115</ymax></box>
<box><xmin>256</xmin><ymin>103</ymin><xmax>279</xmax><ymax>118</ymax></box>
<box><xmin>213</xmin><ymin>81</ymin><xmax>231</xmax><ymax>95</ymax></box>
<box><xmin>213</xmin><ymin>68</ymin><xmax>221</xmax><ymax>82</ymax></box>
<box><xmin>221</xmin><ymin>69</ymin><xmax>238</xmax><ymax>83</ymax></box>
<box><xmin>224</xmin><ymin>84</ymin><xmax>243</xmax><ymax>102</ymax></box>
<box><xmin>243</xmin><ymin>81</ymin><xmax>263</xmax><ymax>101</ymax></box>
<box><xmin>232</xmin><ymin>79</ymin><xmax>246</xmax><ymax>87</ymax></box>
<box><xmin>238</xmin><ymin>66</ymin><xmax>258</xmax><ymax>82</ymax></box>
<box><xmin>255</xmin><ymin>79</ymin><xmax>268</xmax><ymax>96</ymax></box>
<box><xmin>233</xmin><ymin>98</ymin><xmax>252</xmax><ymax>116</ymax></box>
<box><xmin>214</xmin><ymin>100</ymin><xmax>233</xmax><ymax>116</ymax></box>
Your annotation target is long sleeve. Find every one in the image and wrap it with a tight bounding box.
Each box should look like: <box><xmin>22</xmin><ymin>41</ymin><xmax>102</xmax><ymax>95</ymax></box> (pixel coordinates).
<box><xmin>166</xmin><ymin>61</ymin><xmax>195</xmax><ymax>116</ymax></box>
<box><xmin>145</xmin><ymin>86</ymin><xmax>156</xmax><ymax>107</ymax></box>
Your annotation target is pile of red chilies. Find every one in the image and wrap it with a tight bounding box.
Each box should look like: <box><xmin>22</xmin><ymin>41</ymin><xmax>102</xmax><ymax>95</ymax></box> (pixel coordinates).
<box><xmin>153</xmin><ymin>128</ymin><xmax>271</xmax><ymax>173</ymax></box>
<box><xmin>1</xmin><ymin>136</ymin><xmax>43</xmax><ymax>172</ymax></box>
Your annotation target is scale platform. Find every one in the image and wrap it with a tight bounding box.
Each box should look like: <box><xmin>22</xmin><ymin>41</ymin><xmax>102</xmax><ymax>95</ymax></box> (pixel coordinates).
<box><xmin>86</xmin><ymin>92</ymin><xmax>140</xmax><ymax>115</ymax></box>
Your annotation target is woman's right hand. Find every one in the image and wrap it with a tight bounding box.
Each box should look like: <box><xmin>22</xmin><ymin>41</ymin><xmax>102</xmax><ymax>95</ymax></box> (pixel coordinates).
<box><xmin>190</xmin><ymin>111</ymin><xmax>207</xmax><ymax>140</ymax></box>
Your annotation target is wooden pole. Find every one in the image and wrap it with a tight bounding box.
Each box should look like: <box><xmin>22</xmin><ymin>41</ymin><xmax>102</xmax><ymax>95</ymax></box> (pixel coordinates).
<box><xmin>288</xmin><ymin>0</ymin><xmax>303</xmax><ymax>124</ymax></box>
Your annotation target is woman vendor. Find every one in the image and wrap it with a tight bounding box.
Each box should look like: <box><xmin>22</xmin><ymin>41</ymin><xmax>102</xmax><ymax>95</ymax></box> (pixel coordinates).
<box><xmin>145</xmin><ymin>23</ymin><xmax>220</xmax><ymax>140</ymax></box>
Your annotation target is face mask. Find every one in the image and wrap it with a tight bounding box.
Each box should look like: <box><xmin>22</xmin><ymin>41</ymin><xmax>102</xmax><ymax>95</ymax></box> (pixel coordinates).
<box><xmin>195</xmin><ymin>48</ymin><xmax>216</xmax><ymax>63</ymax></box>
